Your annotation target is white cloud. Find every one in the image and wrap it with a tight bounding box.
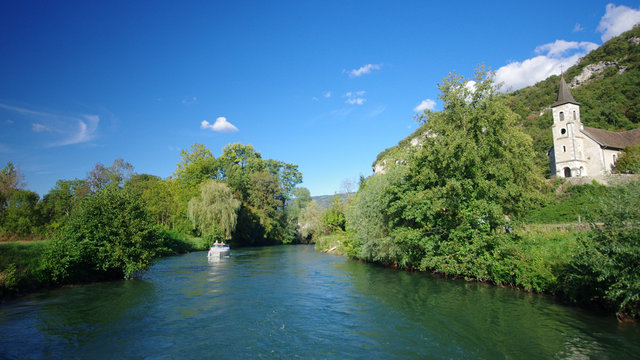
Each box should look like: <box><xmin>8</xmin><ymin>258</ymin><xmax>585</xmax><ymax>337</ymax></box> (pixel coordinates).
<box><xmin>534</xmin><ymin>40</ymin><xmax>598</xmax><ymax>58</ymax></box>
<box><xmin>0</xmin><ymin>103</ymin><xmax>99</xmax><ymax>147</ymax></box>
<box><xmin>495</xmin><ymin>40</ymin><xmax>598</xmax><ymax>91</ymax></box>
<box><xmin>573</xmin><ymin>23</ymin><xmax>584</xmax><ymax>32</ymax></box>
<box><xmin>346</xmin><ymin>98</ymin><xmax>366</xmax><ymax>105</ymax></box>
<box><xmin>201</xmin><ymin>117</ymin><xmax>239</xmax><ymax>133</ymax></box>
<box><xmin>414</xmin><ymin>99</ymin><xmax>436</xmax><ymax>112</ymax></box>
<box><xmin>324</xmin><ymin>91</ymin><xmax>332</xmax><ymax>98</ymax></box>
<box><xmin>344</xmin><ymin>91</ymin><xmax>366</xmax><ymax>105</ymax></box>
<box><xmin>54</xmin><ymin>115</ymin><xmax>99</xmax><ymax>146</ymax></box>
<box><xmin>597</xmin><ymin>4</ymin><xmax>640</xmax><ymax>41</ymax></box>
<box><xmin>465</xmin><ymin>81</ymin><xmax>477</xmax><ymax>93</ymax></box>
<box><xmin>347</xmin><ymin>64</ymin><xmax>381</xmax><ymax>78</ymax></box>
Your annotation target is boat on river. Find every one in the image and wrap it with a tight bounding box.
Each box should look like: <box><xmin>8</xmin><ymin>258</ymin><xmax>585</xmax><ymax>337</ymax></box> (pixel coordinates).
<box><xmin>207</xmin><ymin>243</ymin><xmax>230</xmax><ymax>258</ymax></box>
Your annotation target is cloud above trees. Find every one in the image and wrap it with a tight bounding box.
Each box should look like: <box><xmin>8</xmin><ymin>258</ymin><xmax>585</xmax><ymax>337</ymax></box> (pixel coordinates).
<box><xmin>414</xmin><ymin>99</ymin><xmax>436</xmax><ymax>112</ymax></box>
<box><xmin>346</xmin><ymin>64</ymin><xmax>381</xmax><ymax>78</ymax></box>
<box><xmin>495</xmin><ymin>3</ymin><xmax>640</xmax><ymax>91</ymax></box>
<box><xmin>201</xmin><ymin>117</ymin><xmax>239</xmax><ymax>133</ymax></box>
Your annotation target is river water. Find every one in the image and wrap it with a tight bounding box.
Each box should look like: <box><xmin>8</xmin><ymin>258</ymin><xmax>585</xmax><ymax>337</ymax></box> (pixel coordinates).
<box><xmin>0</xmin><ymin>245</ymin><xmax>638</xmax><ymax>359</ymax></box>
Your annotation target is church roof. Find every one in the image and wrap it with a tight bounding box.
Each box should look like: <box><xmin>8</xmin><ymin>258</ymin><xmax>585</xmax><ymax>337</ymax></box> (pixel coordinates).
<box><xmin>552</xmin><ymin>76</ymin><xmax>580</xmax><ymax>107</ymax></box>
<box><xmin>581</xmin><ymin>126</ymin><xmax>640</xmax><ymax>150</ymax></box>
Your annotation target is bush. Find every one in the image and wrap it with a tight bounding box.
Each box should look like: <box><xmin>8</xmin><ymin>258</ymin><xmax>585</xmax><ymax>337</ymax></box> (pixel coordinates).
<box><xmin>562</xmin><ymin>181</ymin><xmax>640</xmax><ymax>319</ymax></box>
<box><xmin>43</xmin><ymin>186</ymin><xmax>162</xmax><ymax>283</ymax></box>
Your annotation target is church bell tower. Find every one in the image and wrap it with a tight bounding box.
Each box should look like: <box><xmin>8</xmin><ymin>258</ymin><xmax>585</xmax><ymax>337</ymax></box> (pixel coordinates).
<box><xmin>551</xmin><ymin>76</ymin><xmax>587</xmax><ymax>177</ymax></box>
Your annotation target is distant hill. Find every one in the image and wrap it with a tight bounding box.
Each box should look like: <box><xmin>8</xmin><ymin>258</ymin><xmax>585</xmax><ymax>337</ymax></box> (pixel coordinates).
<box><xmin>375</xmin><ymin>25</ymin><xmax>640</xmax><ymax>176</ymax></box>
<box><xmin>311</xmin><ymin>193</ymin><xmax>353</xmax><ymax>209</ymax></box>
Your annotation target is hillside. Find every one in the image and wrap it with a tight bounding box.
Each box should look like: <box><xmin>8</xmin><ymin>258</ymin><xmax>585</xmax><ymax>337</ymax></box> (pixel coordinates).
<box><xmin>375</xmin><ymin>25</ymin><xmax>640</xmax><ymax>175</ymax></box>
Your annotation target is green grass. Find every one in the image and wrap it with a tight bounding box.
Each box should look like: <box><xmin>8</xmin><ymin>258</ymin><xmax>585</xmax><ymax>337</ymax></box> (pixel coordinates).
<box><xmin>0</xmin><ymin>241</ymin><xmax>49</xmax><ymax>295</ymax></box>
<box><xmin>523</xmin><ymin>183</ymin><xmax>610</xmax><ymax>224</ymax></box>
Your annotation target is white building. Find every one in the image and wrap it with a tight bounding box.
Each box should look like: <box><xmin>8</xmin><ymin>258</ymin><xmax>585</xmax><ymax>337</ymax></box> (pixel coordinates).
<box><xmin>549</xmin><ymin>77</ymin><xmax>640</xmax><ymax>178</ymax></box>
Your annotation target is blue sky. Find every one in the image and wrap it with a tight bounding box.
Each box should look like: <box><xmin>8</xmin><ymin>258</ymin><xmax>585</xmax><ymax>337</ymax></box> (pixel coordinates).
<box><xmin>1</xmin><ymin>1</ymin><xmax>640</xmax><ymax>197</ymax></box>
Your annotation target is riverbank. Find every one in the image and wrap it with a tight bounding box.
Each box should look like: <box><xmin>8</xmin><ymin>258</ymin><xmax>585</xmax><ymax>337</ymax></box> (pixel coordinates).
<box><xmin>0</xmin><ymin>231</ymin><xmax>209</xmax><ymax>299</ymax></box>
<box><xmin>314</xmin><ymin>227</ymin><xmax>638</xmax><ymax>320</ymax></box>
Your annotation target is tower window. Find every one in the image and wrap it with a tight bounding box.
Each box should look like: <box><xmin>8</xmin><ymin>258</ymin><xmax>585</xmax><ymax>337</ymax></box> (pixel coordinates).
<box><xmin>562</xmin><ymin>145</ymin><xmax>566</xmax><ymax>152</ymax></box>
<box><xmin>564</xmin><ymin>167</ymin><xmax>572</xmax><ymax>178</ymax></box>
<box><xmin>573</xmin><ymin>111</ymin><xmax>576</xmax><ymax>120</ymax></box>
<box><xmin>559</xmin><ymin>111</ymin><xmax>565</xmax><ymax>121</ymax></box>
<box><xmin>561</xmin><ymin>128</ymin><xmax>567</xmax><ymax>135</ymax></box>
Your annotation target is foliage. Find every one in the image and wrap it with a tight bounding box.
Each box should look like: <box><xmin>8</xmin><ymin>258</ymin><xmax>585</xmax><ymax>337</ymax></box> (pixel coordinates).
<box><xmin>321</xmin><ymin>195</ymin><xmax>346</xmax><ymax>233</ymax></box>
<box><xmin>86</xmin><ymin>158</ymin><xmax>134</xmax><ymax>193</ymax></box>
<box><xmin>615</xmin><ymin>143</ymin><xmax>640</xmax><ymax>173</ymax></box>
<box><xmin>562</xmin><ymin>181</ymin><xmax>640</xmax><ymax>319</ymax></box>
<box><xmin>43</xmin><ymin>186</ymin><xmax>162</xmax><ymax>282</ymax></box>
<box><xmin>0</xmin><ymin>161</ymin><xmax>26</xmax><ymax>214</ymax></box>
<box><xmin>174</xmin><ymin>143</ymin><xmax>218</xmax><ymax>188</ymax></box>
<box><xmin>188</xmin><ymin>180</ymin><xmax>241</xmax><ymax>243</ymax></box>
<box><xmin>0</xmin><ymin>190</ymin><xmax>42</xmax><ymax>236</ymax></box>
<box><xmin>523</xmin><ymin>182</ymin><xmax>609</xmax><ymax>224</ymax></box>
<box><xmin>346</xmin><ymin>169</ymin><xmax>399</xmax><ymax>264</ymax></box>
<box><xmin>0</xmin><ymin>241</ymin><xmax>49</xmax><ymax>296</ymax></box>
<box><xmin>377</xmin><ymin>67</ymin><xmax>548</xmax><ymax>272</ymax></box>
<box><xmin>298</xmin><ymin>200</ymin><xmax>326</xmax><ymax>242</ymax></box>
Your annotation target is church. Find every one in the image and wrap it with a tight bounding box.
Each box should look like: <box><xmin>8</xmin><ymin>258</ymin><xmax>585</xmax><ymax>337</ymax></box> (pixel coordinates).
<box><xmin>548</xmin><ymin>77</ymin><xmax>640</xmax><ymax>178</ymax></box>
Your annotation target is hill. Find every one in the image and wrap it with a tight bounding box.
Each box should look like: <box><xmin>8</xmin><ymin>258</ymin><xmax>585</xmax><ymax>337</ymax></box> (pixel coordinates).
<box><xmin>375</xmin><ymin>25</ymin><xmax>640</xmax><ymax>175</ymax></box>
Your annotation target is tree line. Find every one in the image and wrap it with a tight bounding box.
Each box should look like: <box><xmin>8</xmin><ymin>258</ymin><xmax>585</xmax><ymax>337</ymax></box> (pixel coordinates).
<box><xmin>1</xmin><ymin>142</ymin><xmax>350</xmax><ymax>291</ymax></box>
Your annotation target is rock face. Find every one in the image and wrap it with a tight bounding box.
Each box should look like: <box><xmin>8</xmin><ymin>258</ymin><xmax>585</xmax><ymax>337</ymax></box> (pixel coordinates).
<box><xmin>629</xmin><ymin>36</ymin><xmax>640</xmax><ymax>45</ymax></box>
<box><xmin>569</xmin><ymin>61</ymin><xmax>627</xmax><ymax>88</ymax></box>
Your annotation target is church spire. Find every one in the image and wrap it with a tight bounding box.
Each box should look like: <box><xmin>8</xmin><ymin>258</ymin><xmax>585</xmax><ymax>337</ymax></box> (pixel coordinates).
<box><xmin>552</xmin><ymin>76</ymin><xmax>579</xmax><ymax>107</ymax></box>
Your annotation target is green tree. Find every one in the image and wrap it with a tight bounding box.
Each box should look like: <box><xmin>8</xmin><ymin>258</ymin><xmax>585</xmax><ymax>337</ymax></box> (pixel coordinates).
<box><xmin>564</xmin><ymin>181</ymin><xmax>640</xmax><ymax>319</ymax></box>
<box><xmin>384</xmin><ymin>66</ymin><xmax>547</xmax><ymax>271</ymax></box>
<box><xmin>43</xmin><ymin>186</ymin><xmax>161</xmax><ymax>282</ymax></box>
<box><xmin>41</xmin><ymin>179</ymin><xmax>89</xmax><ymax>225</ymax></box>
<box><xmin>188</xmin><ymin>180</ymin><xmax>241</xmax><ymax>243</ymax></box>
<box><xmin>615</xmin><ymin>143</ymin><xmax>640</xmax><ymax>173</ymax></box>
<box><xmin>321</xmin><ymin>195</ymin><xmax>346</xmax><ymax>232</ymax></box>
<box><xmin>0</xmin><ymin>189</ymin><xmax>41</xmax><ymax>236</ymax></box>
<box><xmin>86</xmin><ymin>158</ymin><xmax>134</xmax><ymax>193</ymax></box>
<box><xmin>174</xmin><ymin>143</ymin><xmax>218</xmax><ymax>188</ymax></box>
<box><xmin>0</xmin><ymin>162</ymin><xmax>26</xmax><ymax>214</ymax></box>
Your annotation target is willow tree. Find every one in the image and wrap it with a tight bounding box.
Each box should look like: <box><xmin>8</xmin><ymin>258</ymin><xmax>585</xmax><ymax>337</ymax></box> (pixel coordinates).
<box><xmin>188</xmin><ymin>180</ymin><xmax>241</xmax><ymax>243</ymax></box>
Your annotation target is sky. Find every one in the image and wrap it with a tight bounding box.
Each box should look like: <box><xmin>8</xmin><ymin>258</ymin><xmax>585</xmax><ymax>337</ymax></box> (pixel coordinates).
<box><xmin>1</xmin><ymin>1</ymin><xmax>640</xmax><ymax>197</ymax></box>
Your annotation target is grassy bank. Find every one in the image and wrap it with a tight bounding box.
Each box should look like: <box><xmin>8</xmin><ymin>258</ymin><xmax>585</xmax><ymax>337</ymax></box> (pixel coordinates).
<box><xmin>315</xmin><ymin>228</ymin><xmax>583</xmax><ymax>292</ymax></box>
<box><xmin>0</xmin><ymin>230</ymin><xmax>207</xmax><ymax>298</ymax></box>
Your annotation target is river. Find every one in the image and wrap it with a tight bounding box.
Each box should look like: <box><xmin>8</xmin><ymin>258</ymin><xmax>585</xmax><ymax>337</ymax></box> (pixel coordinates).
<box><xmin>0</xmin><ymin>245</ymin><xmax>638</xmax><ymax>359</ymax></box>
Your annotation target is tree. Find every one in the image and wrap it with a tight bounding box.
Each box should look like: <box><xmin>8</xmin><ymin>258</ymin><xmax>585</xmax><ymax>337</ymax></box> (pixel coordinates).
<box><xmin>298</xmin><ymin>200</ymin><xmax>325</xmax><ymax>241</ymax></box>
<box><xmin>86</xmin><ymin>158</ymin><xmax>134</xmax><ymax>193</ymax></box>
<box><xmin>43</xmin><ymin>186</ymin><xmax>161</xmax><ymax>282</ymax></box>
<box><xmin>188</xmin><ymin>180</ymin><xmax>241</xmax><ymax>243</ymax></box>
<box><xmin>615</xmin><ymin>143</ymin><xmax>640</xmax><ymax>173</ymax></box>
<box><xmin>564</xmin><ymin>181</ymin><xmax>640</xmax><ymax>319</ymax></box>
<box><xmin>0</xmin><ymin>189</ymin><xmax>41</xmax><ymax>236</ymax></box>
<box><xmin>0</xmin><ymin>162</ymin><xmax>26</xmax><ymax>213</ymax></box>
<box><xmin>383</xmin><ymin>66</ymin><xmax>547</xmax><ymax>271</ymax></box>
<box><xmin>174</xmin><ymin>143</ymin><xmax>218</xmax><ymax>188</ymax></box>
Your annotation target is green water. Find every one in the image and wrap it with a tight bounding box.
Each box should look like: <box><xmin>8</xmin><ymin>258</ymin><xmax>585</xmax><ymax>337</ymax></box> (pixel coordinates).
<box><xmin>1</xmin><ymin>245</ymin><xmax>638</xmax><ymax>359</ymax></box>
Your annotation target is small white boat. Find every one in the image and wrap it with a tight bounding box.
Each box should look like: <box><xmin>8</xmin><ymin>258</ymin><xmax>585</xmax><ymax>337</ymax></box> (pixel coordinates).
<box><xmin>207</xmin><ymin>243</ymin><xmax>230</xmax><ymax>258</ymax></box>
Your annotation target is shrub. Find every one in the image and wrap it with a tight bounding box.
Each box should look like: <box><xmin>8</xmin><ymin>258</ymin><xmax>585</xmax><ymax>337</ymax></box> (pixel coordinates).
<box><xmin>43</xmin><ymin>186</ymin><xmax>162</xmax><ymax>283</ymax></box>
